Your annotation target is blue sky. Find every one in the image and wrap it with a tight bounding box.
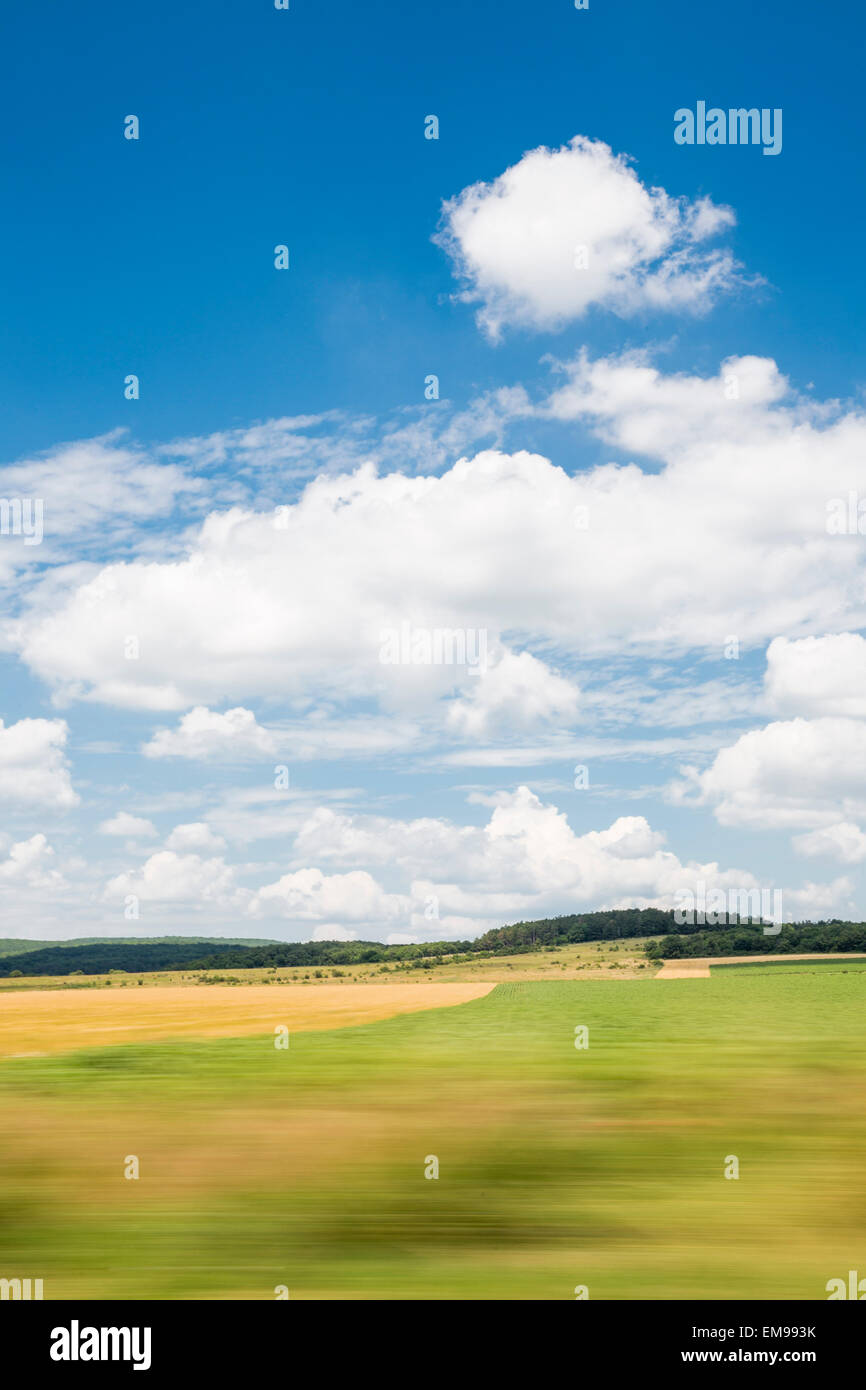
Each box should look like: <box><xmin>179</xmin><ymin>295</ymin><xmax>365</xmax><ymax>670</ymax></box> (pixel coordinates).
<box><xmin>1</xmin><ymin>0</ymin><xmax>866</xmax><ymax>940</ymax></box>
<box><xmin>3</xmin><ymin>0</ymin><xmax>864</xmax><ymax>452</ymax></box>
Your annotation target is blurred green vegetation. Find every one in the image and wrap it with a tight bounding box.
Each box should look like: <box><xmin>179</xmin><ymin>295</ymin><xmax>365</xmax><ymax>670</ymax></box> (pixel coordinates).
<box><xmin>1</xmin><ymin>974</ymin><xmax>864</xmax><ymax>1299</ymax></box>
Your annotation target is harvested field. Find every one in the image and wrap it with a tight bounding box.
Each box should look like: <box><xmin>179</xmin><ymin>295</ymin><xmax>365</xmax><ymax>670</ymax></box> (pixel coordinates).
<box><xmin>0</xmin><ymin>981</ymin><xmax>495</xmax><ymax>1057</ymax></box>
<box><xmin>656</xmin><ymin>951</ymin><xmax>866</xmax><ymax>979</ymax></box>
<box><xmin>655</xmin><ymin>960</ymin><xmax>712</xmax><ymax>979</ymax></box>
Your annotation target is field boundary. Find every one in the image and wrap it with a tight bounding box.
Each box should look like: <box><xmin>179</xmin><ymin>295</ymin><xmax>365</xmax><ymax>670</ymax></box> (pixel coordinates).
<box><xmin>656</xmin><ymin>951</ymin><xmax>866</xmax><ymax>980</ymax></box>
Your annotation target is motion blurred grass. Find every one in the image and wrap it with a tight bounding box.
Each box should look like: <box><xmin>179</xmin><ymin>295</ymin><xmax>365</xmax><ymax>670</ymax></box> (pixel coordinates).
<box><xmin>1</xmin><ymin>973</ymin><xmax>865</xmax><ymax>1299</ymax></box>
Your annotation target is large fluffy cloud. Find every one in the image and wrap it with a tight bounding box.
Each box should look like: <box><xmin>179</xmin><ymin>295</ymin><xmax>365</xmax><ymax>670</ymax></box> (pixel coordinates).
<box><xmin>765</xmin><ymin>634</ymin><xmax>866</xmax><ymax>718</ymax></box>
<box><xmin>8</xmin><ymin>351</ymin><xmax>866</xmax><ymax>727</ymax></box>
<box><xmin>0</xmin><ymin>717</ymin><xmax>78</xmax><ymax>808</ymax></box>
<box><xmin>445</xmin><ymin>651</ymin><xmax>580</xmax><ymax>738</ymax></box>
<box><xmin>674</xmin><ymin>717</ymin><xmax>866</xmax><ymax>831</ymax></box>
<box><xmin>286</xmin><ymin>787</ymin><xmax>839</xmax><ymax>935</ymax></box>
<box><xmin>435</xmin><ymin>136</ymin><xmax>743</xmax><ymax>339</ymax></box>
<box><xmin>0</xmin><ymin>833</ymin><xmax>63</xmax><ymax>888</ymax></box>
<box><xmin>94</xmin><ymin>785</ymin><xmax>842</xmax><ymax>939</ymax></box>
<box><xmin>678</xmin><ymin>633</ymin><xmax>866</xmax><ymax>862</ymax></box>
<box><xmin>105</xmin><ymin>851</ymin><xmax>241</xmax><ymax>907</ymax></box>
<box><xmin>250</xmin><ymin>867</ymin><xmax>410</xmax><ymax>926</ymax></box>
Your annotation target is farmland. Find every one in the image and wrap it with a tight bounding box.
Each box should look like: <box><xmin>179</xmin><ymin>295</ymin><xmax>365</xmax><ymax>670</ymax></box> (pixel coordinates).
<box><xmin>1</xmin><ymin>960</ymin><xmax>864</xmax><ymax>1299</ymax></box>
<box><xmin>0</xmin><ymin>980</ymin><xmax>493</xmax><ymax>1057</ymax></box>
<box><xmin>0</xmin><ymin>935</ymin><xmax>659</xmax><ymax>994</ymax></box>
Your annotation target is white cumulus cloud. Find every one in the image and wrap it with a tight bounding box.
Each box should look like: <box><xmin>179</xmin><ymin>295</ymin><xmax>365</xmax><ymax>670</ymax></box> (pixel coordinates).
<box><xmin>250</xmin><ymin>866</ymin><xmax>410</xmax><ymax>927</ymax></box>
<box><xmin>143</xmin><ymin>706</ymin><xmax>279</xmax><ymax>759</ymax></box>
<box><xmin>793</xmin><ymin>823</ymin><xmax>866</xmax><ymax>865</ymax></box>
<box><xmin>765</xmin><ymin>634</ymin><xmax>866</xmax><ymax>718</ymax></box>
<box><xmin>0</xmin><ymin>833</ymin><xmax>63</xmax><ymax>888</ymax></box>
<box><xmin>0</xmin><ymin>717</ymin><xmax>78</xmax><ymax>808</ymax></box>
<box><xmin>99</xmin><ymin>812</ymin><xmax>157</xmax><ymax>838</ymax></box>
<box><xmin>165</xmin><ymin>822</ymin><xmax>227</xmax><ymax>853</ymax></box>
<box><xmin>436</xmin><ymin>135</ymin><xmax>743</xmax><ymax>339</ymax></box>
<box><xmin>105</xmin><ymin>851</ymin><xmax>241</xmax><ymax>906</ymax></box>
<box><xmin>673</xmin><ymin>717</ymin><xmax>866</xmax><ymax>831</ymax></box>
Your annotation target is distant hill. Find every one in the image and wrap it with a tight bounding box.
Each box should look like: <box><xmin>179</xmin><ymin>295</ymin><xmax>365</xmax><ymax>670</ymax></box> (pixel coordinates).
<box><xmin>5</xmin><ymin>913</ymin><xmax>684</xmax><ymax>976</ymax></box>
<box><xmin>186</xmin><ymin>908</ymin><xmax>863</xmax><ymax>972</ymax></box>
<box><xmin>0</xmin><ymin>939</ymin><xmax>50</xmax><ymax>959</ymax></box>
<box><xmin>4</xmin><ymin>910</ymin><xmax>859</xmax><ymax>978</ymax></box>
<box><xmin>0</xmin><ymin>935</ymin><xmax>278</xmax><ymax>961</ymax></box>
<box><xmin>0</xmin><ymin>940</ymin><xmax>263</xmax><ymax>977</ymax></box>
<box><xmin>185</xmin><ymin>907</ymin><xmax>763</xmax><ymax>971</ymax></box>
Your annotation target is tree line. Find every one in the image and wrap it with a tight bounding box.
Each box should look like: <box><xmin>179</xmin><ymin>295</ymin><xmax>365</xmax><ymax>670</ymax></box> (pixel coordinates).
<box><xmin>645</xmin><ymin>921</ymin><xmax>866</xmax><ymax>959</ymax></box>
<box><xmin>0</xmin><ymin>941</ymin><xmax>245</xmax><ymax>978</ymax></box>
<box><xmin>3</xmin><ymin>911</ymin><xmax>865</xmax><ymax>977</ymax></box>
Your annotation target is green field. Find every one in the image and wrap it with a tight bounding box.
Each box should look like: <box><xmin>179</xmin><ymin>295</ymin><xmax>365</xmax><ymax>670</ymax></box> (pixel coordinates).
<box><xmin>1</xmin><ymin>971</ymin><xmax>864</xmax><ymax>1299</ymax></box>
<box><xmin>712</xmin><ymin>958</ymin><xmax>866</xmax><ymax>975</ymax></box>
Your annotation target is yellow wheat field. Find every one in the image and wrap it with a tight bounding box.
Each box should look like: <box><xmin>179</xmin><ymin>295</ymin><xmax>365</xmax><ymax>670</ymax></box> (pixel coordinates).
<box><xmin>0</xmin><ymin>981</ymin><xmax>495</xmax><ymax>1057</ymax></box>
